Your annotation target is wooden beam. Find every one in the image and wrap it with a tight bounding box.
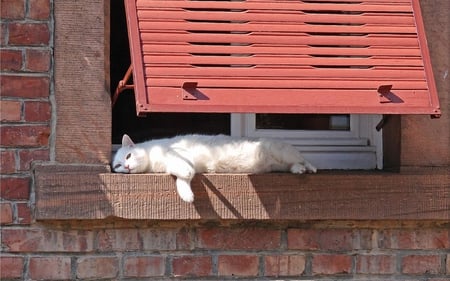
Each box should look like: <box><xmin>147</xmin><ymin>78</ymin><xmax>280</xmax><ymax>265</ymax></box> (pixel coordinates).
<box><xmin>34</xmin><ymin>164</ymin><xmax>450</xmax><ymax>220</ymax></box>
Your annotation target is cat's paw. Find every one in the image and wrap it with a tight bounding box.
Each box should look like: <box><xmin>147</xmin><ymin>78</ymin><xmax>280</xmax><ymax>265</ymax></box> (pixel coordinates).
<box><xmin>290</xmin><ymin>163</ymin><xmax>307</xmax><ymax>174</ymax></box>
<box><xmin>176</xmin><ymin>178</ymin><xmax>194</xmax><ymax>203</ymax></box>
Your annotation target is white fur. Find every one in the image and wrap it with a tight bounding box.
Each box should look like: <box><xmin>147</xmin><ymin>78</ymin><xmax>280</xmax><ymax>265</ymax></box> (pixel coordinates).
<box><xmin>112</xmin><ymin>134</ymin><xmax>316</xmax><ymax>202</ymax></box>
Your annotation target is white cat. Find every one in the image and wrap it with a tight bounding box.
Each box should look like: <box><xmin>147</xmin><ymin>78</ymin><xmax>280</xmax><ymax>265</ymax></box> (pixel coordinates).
<box><xmin>113</xmin><ymin>134</ymin><xmax>316</xmax><ymax>203</ymax></box>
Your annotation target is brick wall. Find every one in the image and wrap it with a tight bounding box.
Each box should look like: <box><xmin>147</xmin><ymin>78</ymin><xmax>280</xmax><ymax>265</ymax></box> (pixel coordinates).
<box><xmin>1</xmin><ymin>0</ymin><xmax>449</xmax><ymax>280</ymax></box>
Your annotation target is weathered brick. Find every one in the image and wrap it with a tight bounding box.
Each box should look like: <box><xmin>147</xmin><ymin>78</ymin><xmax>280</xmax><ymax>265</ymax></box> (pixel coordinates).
<box><xmin>25</xmin><ymin>48</ymin><xmax>51</xmax><ymax>72</ymax></box>
<box><xmin>124</xmin><ymin>256</ymin><xmax>165</xmax><ymax>278</ymax></box>
<box><xmin>16</xmin><ymin>202</ymin><xmax>32</xmax><ymax>224</ymax></box>
<box><xmin>0</xmin><ymin>202</ymin><xmax>14</xmax><ymax>225</ymax></box>
<box><xmin>356</xmin><ymin>254</ymin><xmax>396</xmax><ymax>274</ymax></box>
<box><xmin>401</xmin><ymin>255</ymin><xmax>441</xmax><ymax>274</ymax></box>
<box><xmin>97</xmin><ymin>228</ymin><xmax>178</xmax><ymax>251</ymax></box>
<box><xmin>24</xmin><ymin>100</ymin><xmax>51</xmax><ymax>122</ymax></box>
<box><xmin>8</xmin><ymin>23</ymin><xmax>50</xmax><ymax>45</ymax></box>
<box><xmin>218</xmin><ymin>255</ymin><xmax>258</xmax><ymax>277</ymax></box>
<box><xmin>19</xmin><ymin>148</ymin><xmax>50</xmax><ymax>170</ymax></box>
<box><xmin>0</xmin><ymin>177</ymin><xmax>30</xmax><ymax>200</ymax></box>
<box><xmin>0</xmin><ymin>256</ymin><xmax>24</xmax><ymax>279</ymax></box>
<box><xmin>0</xmin><ymin>150</ymin><xmax>16</xmax><ymax>174</ymax></box>
<box><xmin>379</xmin><ymin>229</ymin><xmax>450</xmax><ymax>249</ymax></box>
<box><xmin>28</xmin><ymin>0</ymin><xmax>50</xmax><ymax>20</ymax></box>
<box><xmin>1</xmin><ymin>75</ymin><xmax>49</xmax><ymax>98</ymax></box>
<box><xmin>264</xmin><ymin>255</ymin><xmax>306</xmax><ymax>277</ymax></box>
<box><xmin>172</xmin><ymin>255</ymin><xmax>212</xmax><ymax>277</ymax></box>
<box><xmin>0</xmin><ymin>49</ymin><xmax>22</xmax><ymax>71</ymax></box>
<box><xmin>1</xmin><ymin>228</ymin><xmax>94</xmax><ymax>252</ymax></box>
<box><xmin>197</xmin><ymin>228</ymin><xmax>280</xmax><ymax>250</ymax></box>
<box><xmin>1</xmin><ymin>0</ymin><xmax>25</xmax><ymax>19</ymax></box>
<box><xmin>29</xmin><ymin>256</ymin><xmax>72</xmax><ymax>280</ymax></box>
<box><xmin>0</xmin><ymin>100</ymin><xmax>22</xmax><ymax>121</ymax></box>
<box><xmin>0</xmin><ymin>125</ymin><xmax>50</xmax><ymax>147</ymax></box>
<box><xmin>312</xmin><ymin>254</ymin><xmax>352</xmax><ymax>275</ymax></box>
<box><xmin>76</xmin><ymin>256</ymin><xmax>119</xmax><ymax>279</ymax></box>
<box><xmin>288</xmin><ymin>229</ymin><xmax>356</xmax><ymax>251</ymax></box>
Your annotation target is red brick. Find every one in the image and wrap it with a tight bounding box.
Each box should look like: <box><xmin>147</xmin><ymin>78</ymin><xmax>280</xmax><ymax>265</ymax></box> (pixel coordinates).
<box><xmin>172</xmin><ymin>256</ymin><xmax>212</xmax><ymax>277</ymax></box>
<box><xmin>356</xmin><ymin>254</ymin><xmax>396</xmax><ymax>274</ymax></box>
<box><xmin>16</xmin><ymin>202</ymin><xmax>32</xmax><ymax>224</ymax></box>
<box><xmin>0</xmin><ymin>100</ymin><xmax>22</xmax><ymax>121</ymax></box>
<box><xmin>1</xmin><ymin>75</ymin><xmax>49</xmax><ymax>98</ymax></box>
<box><xmin>0</xmin><ymin>150</ymin><xmax>16</xmax><ymax>174</ymax></box>
<box><xmin>0</xmin><ymin>202</ymin><xmax>13</xmax><ymax>225</ymax></box>
<box><xmin>76</xmin><ymin>256</ymin><xmax>119</xmax><ymax>279</ymax></box>
<box><xmin>97</xmin><ymin>228</ymin><xmax>177</xmax><ymax>251</ymax></box>
<box><xmin>0</xmin><ymin>125</ymin><xmax>50</xmax><ymax>147</ymax></box>
<box><xmin>1</xmin><ymin>0</ymin><xmax>25</xmax><ymax>19</ymax></box>
<box><xmin>25</xmin><ymin>48</ymin><xmax>51</xmax><ymax>72</ymax></box>
<box><xmin>288</xmin><ymin>229</ymin><xmax>355</xmax><ymax>251</ymax></box>
<box><xmin>197</xmin><ymin>228</ymin><xmax>280</xmax><ymax>250</ymax></box>
<box><xmin>28</xmin><ymin>0</ymin><xmax>50</xmax><ymax>20</ymax></box>
<box><xmin>29</xmin><ymin>256</ymin><xmax>72</xmax><ymax>280</ymax></box>
<box><xmin>19</xmin><ymin>149</ymin><xmax>50</xmax><ymax>170</ymax></box>
<box><xmin>8</xmin><ymin>23</ymin><xmax>50</xmax><ymax>45</ymax></box>
<box><xmin>218</xmin><ymin>255</ymin><xmax>258</xmax><ymax>277</ymax></box>
<box><xmin>0</xmin><ymin>49</ymin><xmax>22</xmax><ymax>71</ymax></box>
<box><xmin>0</xmin><ymin>256</ymin><xmax>24</xmax><ymax>279</ymax></box>
<box><xmin>0</xmin><ymin>177</ymin><xmax>30</xmax><ymax>200</ymax></box>
<box><xmin>401</xmin><ymin>255</ymin><xmax>441</xmax><ymax>274</ymax></box>
<box><xmin>24</xmin><ymin>100</ymin><xmax>51</xmax><ymax>122</ymax></box>
<box><xmin>312</xmin><ymin>254</ymin><xmax>352</xmax><ymax>275</ymax></box>
<box><xmin>124</xmin><ymin>256</ymin><xmax>165</xmax><ymax>277</ymax></box>
<box><xmin>264</xmin><ymin>255</ymin><xmax>306</xmax><ymax>277</ymax></box>
<box><xmin>1</xmin><ymin>228</ymin><xmax>94</xmax><ymax>252</ymax></box>
<box><xmin>379</xmin><ymin>229</ymin><xmax>450</xmax><ymax>249</ymax></box>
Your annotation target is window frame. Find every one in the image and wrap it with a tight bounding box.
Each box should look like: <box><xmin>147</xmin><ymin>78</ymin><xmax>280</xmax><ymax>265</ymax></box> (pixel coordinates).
<box><xmin>231</xmin><ymin>114</ymin><xmax>383</xmax><ymax>169</ymax></box>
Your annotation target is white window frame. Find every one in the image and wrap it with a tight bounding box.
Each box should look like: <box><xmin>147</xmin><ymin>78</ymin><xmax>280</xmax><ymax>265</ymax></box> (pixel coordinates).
<box><xmin>231</xmin><ymin>114</ymin><xmax>383</xmax><ymax>170</ymax></box>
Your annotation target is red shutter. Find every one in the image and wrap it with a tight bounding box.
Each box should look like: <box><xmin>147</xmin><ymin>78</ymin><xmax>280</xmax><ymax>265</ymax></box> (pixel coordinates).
<box><xmin>117</xmin><ymin>0</ymin><xmax>440</xmax><ymax>118</ymax></box>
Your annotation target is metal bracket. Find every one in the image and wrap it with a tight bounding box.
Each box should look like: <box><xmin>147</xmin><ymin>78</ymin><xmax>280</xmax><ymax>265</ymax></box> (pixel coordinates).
<box><xmin>112</xmin><ymin>65</ymin><xmax>134</xmax><ymax>107</ymax></box>
<box><xmin>182</xmin><ymin>82</ymin><xmax>198</xmax><ymax>100</ymax></box>
<box><xmin>378</xmin><ymin>85</ymin><xmax>393</xmax><ymax>103</ymax></box>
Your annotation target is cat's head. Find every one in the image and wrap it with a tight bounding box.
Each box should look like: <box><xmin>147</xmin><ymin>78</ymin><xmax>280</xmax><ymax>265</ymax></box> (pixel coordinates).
<box><xmin>112</xmin><ymin>134</ymin><xmax>149</xmax><ymax>173</ymax></box>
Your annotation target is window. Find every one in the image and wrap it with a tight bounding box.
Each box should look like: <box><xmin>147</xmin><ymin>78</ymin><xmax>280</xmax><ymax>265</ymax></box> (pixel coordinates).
<box><xmin>33</xmin><ymin>0</ymin><xmax>449</xmax><ymax>221</ymax></box>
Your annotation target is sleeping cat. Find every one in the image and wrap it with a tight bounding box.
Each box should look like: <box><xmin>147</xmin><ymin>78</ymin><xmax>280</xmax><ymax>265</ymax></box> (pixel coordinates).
<box><xmin>113</xmin><ymin>134</ymin><xmax>316</xmax><ymax>203</ymax></box>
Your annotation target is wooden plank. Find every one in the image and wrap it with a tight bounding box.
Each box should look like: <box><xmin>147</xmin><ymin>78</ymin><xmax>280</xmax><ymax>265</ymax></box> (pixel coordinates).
<box><xmin>142</xmin><ymin>44</ymin><xmax>422</xmax><ymax>57</ymax></box>
<box><xmin>144</xmin><ymin>67</ymin><xmax>426</xmax><ymax>79</ymax></box>
<box><xmin>137</xmin><ymin>1</ymin><xmax>412</xmax><ymax>13</ymax></box>
<box><xmin>138</xmin><ymin>11</ymin><xmax>415</xmax><ymax>25</ymax></box>
<box><xmin>139</xmin><ymin>21</ymin><xmax>417</xmax><ymax>34</ymax></box>
<box><xmin>146</xmin><ymin>78</ymin><xmax>428</xmax><ymax>89</ymax></box>
<box><xmin>35</xmin><ymin>164</ymin><xmax>450</xmax><ymax>220</ymax></box>
<box><xmin>140</xmin><ymin>33</ymin><xmax>419</xmax><ymax>47</ymax></box>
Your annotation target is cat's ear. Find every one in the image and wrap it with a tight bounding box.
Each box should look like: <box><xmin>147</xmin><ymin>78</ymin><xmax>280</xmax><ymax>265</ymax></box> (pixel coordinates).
<box><xmin>122</xmin><ymin>134</ymin><xmax>135</xmax><ymax>147</ymax></box>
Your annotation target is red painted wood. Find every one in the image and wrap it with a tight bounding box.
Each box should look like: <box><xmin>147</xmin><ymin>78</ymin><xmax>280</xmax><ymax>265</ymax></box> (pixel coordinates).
<box><xmin>123</xmin><ymin>0</ymin><xmax>441</xmax><ymax>117</ymax></box>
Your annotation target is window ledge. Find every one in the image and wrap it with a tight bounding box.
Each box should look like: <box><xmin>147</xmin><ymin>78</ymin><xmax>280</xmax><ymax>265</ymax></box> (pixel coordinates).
<box><xmin>34</xmin><ymin>163</ymin><xmax>449</xmax><ymax>220</ymax></box>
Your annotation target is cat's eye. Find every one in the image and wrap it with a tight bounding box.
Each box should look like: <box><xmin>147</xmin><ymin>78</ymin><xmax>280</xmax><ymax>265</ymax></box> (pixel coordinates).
<box><xmin>113</xmin><ymin>163</ymin><xmax>121</xmax><ymax>169</ymax></box>
<box><xmin>126</xmin><ymin>153</ymin><xmax>131</xmax><ymax>160</ymax></box>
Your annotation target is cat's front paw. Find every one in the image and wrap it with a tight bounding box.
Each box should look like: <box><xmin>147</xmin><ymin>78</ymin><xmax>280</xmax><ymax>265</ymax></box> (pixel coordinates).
<box><xmin>176</xmin><ymin>178</ymin><xmax>194</xmax><ymax>203</ymax></box>
<box><xmin>290</xmin><ymin>163</ymin><xmax>307</xmax><ymax>174</ymax></box>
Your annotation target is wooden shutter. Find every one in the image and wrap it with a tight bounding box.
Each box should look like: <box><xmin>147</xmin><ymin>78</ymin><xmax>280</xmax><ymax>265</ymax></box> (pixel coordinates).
<box><xmin>120</xmin><ymin>0</ymin><xmax>440</xmax><ymax>117</ymax></box>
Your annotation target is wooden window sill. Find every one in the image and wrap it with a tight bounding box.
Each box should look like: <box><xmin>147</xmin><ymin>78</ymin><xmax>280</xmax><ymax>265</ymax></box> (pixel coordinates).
<box><xmin>34</xmin><ymin>163</ymin><xmax>449</xmax><ymax>220</ymax></box>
